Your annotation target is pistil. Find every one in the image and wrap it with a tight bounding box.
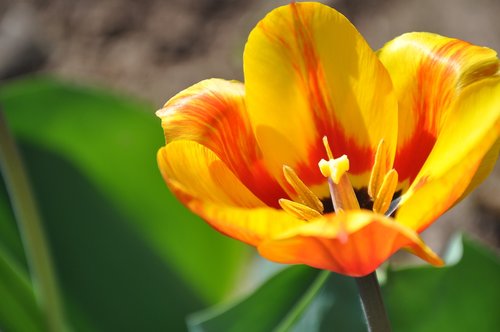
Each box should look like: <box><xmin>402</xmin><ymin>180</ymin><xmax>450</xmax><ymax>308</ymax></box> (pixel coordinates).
<box><xmin>319</xmin><ymin>137</ymin><xmax>359</xmax><ymax>212</ymax></box>
<box><xmin>319</xmin><ymin>137</ymin><xmax>360</xmax><ymax>243</ymax></box>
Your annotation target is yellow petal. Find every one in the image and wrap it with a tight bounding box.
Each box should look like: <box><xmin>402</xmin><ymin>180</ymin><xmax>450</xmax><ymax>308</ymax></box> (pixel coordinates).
<box><xmin>378</xmin><ymin>32</ymin><xmax>499</xmax><ymax>187</ymax></box>
<box><xmin>244</xmin><ymin>2</ymin><xmax>398</xmax><ymax>190</ymax></box>
<box><xmin>396</xmin><ymin>77</ymin><xmax>500</xmax><ymax>232</ymax></box>
<box><xmin>191</xmin><ymin>202</ymin><xmax>306</xmax><ymax>247</ymax></box>
<box><xmin>258</xmin><ymin>211</ymin><xmax>443</xmax><ymax>277</ymax></box>
<box><xmin>156</xmin><ymin>78</ymin><xmax>287</xmax><ymax>206</ymax></box>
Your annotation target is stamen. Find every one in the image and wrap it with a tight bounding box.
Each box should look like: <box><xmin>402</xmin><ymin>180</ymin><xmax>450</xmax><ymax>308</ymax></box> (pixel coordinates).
<box><xmin>279</xmin><ymin>199</ymin><xmax>322</xmax><ymax>221</ymax></box>
<box><xmin>373</xmin><ymin>169</ymin><xmax>398</xmax><ymax>214</ymax></box>
<box><xmin>283</xmin><ymin>165</ymin><xmax>324</xmax><ymax>213</ymax></box>
<box><xmin>368</xmin><ymin>139</ymin><xmax>389</xmax><ymax>199</ymax></box>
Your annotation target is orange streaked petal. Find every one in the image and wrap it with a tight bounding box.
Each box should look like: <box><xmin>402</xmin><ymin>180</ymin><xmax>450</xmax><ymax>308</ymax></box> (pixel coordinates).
<box><xmin>378</xmin><ymin>32</ymin><xmax>499</xmax><ymax>186</ymax></box>
<box><xmin>396</xmin><ymin>77</ymin><xmax>500</xmax><ymax>232</ymax></box>
<box><xmin>156</xmin><ymin>78</ymin><xmax>287</xmax><ymax>207</ymax></box>
<box><xmin>258</xmin><ymin>211</ymin><xmax>443</xmax><ymax>277</ymax></box>
<box><xmin>158</xmin><ymin>142</ymin><xmax>265</xmax><ymax>209</ymax></box>
<box><xmin>244</xmin><ymin>2</ymin><xmax>398</xmax><ymax>189</ymax></box>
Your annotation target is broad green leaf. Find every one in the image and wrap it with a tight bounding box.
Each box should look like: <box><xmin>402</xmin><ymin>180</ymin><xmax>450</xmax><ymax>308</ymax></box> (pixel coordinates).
<box><xmin>0</xmin><ymin>77</ymin><xmax>251</xmax><ymax>330</ymax></box>
<box><xmin>187</xmin><ymin>265</ymin><xmax>321</xmax><ymax>332</ymax></box>
<box><xmin>292</xmin><ymin>272</ymin><xmax>365</xmax><ymax>332</ymax></box>
<box><xmin>15</xmin><ymin>141</ymin><xmax>204</xmax><ymax>331</ymax></box>
<box><xmin>385</xmin><ymin>236</ymin><xmax>500</xmax><ymax>332</ymax></box>
<box><xmin>188</xmin><ymin>265</ymin><xmax>365</xmax><ymax>332</ymax></box>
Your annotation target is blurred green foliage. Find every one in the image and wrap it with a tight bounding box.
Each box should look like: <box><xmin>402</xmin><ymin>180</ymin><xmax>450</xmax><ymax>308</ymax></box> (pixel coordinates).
<box><xmin>0</xmin><ymin>77</ymin><xmax>251</xmax><ymax>331</ymax></box>
<box><xmin>384</xmin><ymin>237</ymin><xmax>500</xmax><ymax>332</ymax></box>
<box><xmin>0</xmin><ymin>77</ymin><xmax>499</xmax><ymax>332</ymax></box>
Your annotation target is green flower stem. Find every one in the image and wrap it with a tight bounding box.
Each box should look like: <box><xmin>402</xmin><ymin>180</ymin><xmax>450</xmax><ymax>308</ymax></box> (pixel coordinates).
<box><xmin>355</xmin><ymin>271</ymin><xmax>391</xmax><ymax>332</ymax></box>
<box><xmin>0</xmin><ymin>110</ymin><xmax>69</xmax><ymax>332</ymax></box>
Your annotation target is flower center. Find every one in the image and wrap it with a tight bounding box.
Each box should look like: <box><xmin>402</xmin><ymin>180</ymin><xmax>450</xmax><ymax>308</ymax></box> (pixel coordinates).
<box><xmin>319</xmin><ymin>137</ymin><xmax>400</xmax><ymax>216</ymax></box>
<box><xmin>278</xmin><ymin>137</ymin><xmax>401</xmax><ymax>221</ymax></box>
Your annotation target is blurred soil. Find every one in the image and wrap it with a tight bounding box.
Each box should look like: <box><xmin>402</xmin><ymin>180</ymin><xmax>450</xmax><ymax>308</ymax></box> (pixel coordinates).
<box><xmin>0</xmin><ymin>0</ymin><xmax>499</xmax><ymax>255</ymax></box>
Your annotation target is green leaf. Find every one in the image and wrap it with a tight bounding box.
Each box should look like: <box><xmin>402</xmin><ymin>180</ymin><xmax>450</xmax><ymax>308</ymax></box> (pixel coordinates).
<box><xmin>188</xmin><ymin>265</ymin><xmax>365</xmax><ymax>332</ymax></box>
<box><xmin>384</xmin><ymin>236</ymin><xmax>500</xmax><ymax>332</ymax></box>
<box><xmin>188</xmin><ymin>265</ymin><xmax>321</xmax><ymax>332</ymax></box>
<box><xmin>0</xmin><ymin>77</ymin><xmax>251</xmax><ymax>330</ymax></box>
<box><xmin>17</xmin><ymin>142</ymin><xmax>204</xmax><ymax>331</ymax></box>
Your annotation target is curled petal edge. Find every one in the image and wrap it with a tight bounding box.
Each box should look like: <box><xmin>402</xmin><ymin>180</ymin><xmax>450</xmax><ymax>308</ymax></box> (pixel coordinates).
<box><xmin>258</xmin><ymin>211</ymin><xmax>443</xmax><ymax>277</ymax></box>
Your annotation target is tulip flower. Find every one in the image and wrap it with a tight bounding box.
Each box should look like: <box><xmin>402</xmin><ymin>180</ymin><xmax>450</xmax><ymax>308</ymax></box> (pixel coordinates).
<box><xmin>156</xmin><ymin>2</ymin><xmax>500</xmax><ymax>278</ymax></box>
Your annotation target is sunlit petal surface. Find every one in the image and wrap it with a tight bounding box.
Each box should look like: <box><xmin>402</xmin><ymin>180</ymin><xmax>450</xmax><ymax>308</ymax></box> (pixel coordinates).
<box><xmin>244</xmin><ymin>2</ymin><xmax>398</xmax><ymax>190</ymax></box>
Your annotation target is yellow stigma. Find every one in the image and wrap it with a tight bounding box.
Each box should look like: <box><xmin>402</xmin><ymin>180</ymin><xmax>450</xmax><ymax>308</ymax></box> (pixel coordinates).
<box><xmin>318</xmin><ymin>155</ymin><xmax>350</xmax><ymax>184</ymax></box>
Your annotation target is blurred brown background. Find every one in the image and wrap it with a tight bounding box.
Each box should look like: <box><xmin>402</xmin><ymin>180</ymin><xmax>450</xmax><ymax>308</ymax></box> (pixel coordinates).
<box><xmin>1</xmin><ymin>0</ymin><xmax>499</xmax><ymax>254</ymax></box>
